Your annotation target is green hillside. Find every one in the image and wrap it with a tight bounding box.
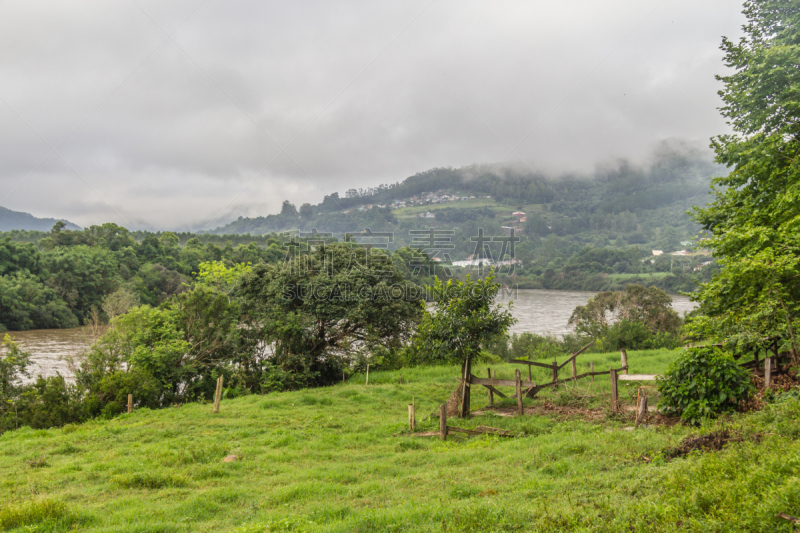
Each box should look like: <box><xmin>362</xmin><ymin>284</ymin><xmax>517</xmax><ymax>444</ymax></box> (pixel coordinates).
<box><xmin>1</xmin><ymin>348</ymin><xmax>797</xmax><ymax>532</ymax></box>
<box><xmin>211</xmin><ymin>146</ymin><xmax>718</xmax><ymax>254</ymax></box>
<box><xmin>0</xmin><ymin>207</ymin><xmax>79</xmax><ymax>232</ymax></box>
<box><xmin>206</xmin><ymin>146</ymin><xmax>720</xmax><ymax>292</ymax></box>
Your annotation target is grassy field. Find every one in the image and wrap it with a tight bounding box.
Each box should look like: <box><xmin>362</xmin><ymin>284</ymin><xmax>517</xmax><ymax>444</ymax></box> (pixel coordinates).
<box><xmin>392</xmin><ymin>199</ymin><xmax>506</xmax><ymax>217</ymax></box>
<box><xmin>1</xmin><ymin>349</ymin><xmax>799</xmax><ymax>532</ymax></box>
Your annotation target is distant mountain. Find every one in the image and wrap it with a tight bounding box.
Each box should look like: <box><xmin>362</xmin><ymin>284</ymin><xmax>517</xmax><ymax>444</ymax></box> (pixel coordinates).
<box><xmin>210</xmin><ymin>144</ymin><xmax>721</xmax><ymax>256</ymax></box>
<box><xmin>0</xmin><ymin>206</ymin><xmax>80</xmax><ymax>232</ymax></box>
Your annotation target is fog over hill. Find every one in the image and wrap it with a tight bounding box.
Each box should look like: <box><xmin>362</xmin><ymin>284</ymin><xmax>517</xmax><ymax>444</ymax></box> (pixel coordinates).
<box><xmin>211</xmin><ymin>140</ymin><xmax>721</xmax><ymax>243</ymax></box>
<box><xmin>0</xmin><ymin>1</ymin><xmax>743</xmax><ymax>230</ymax></box>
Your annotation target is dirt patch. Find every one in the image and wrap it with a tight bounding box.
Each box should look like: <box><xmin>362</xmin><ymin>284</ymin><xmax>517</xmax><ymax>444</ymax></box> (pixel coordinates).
<box><xmin>664</xmin><ymin>429</ymin><xmax>762</xmax><ymax>459</ymax></box>
<box><xmin>740</xmin><ymin>365</ymin><xmax>800</xmax><ymax>412</ymax></box>
<box><xmin>473</xmin><ymin>400</ymin><xmax>681</xmax><ymax>426</ymax></box>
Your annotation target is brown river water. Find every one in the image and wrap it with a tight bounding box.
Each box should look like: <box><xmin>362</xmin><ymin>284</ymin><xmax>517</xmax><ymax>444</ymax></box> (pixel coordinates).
<box><xmin>5</xmin><ymin>289</ymin><xmax>696</xmax><ymax>381</ymax></box>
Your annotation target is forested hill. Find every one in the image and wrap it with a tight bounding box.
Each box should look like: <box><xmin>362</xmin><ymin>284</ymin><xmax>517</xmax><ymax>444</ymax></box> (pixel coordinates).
<box><xmin>0</xmin><ymin>206</ymin><xmax>80</xmax><ymax>232</ymax></box>
<box><xmin>210</xmin><ymin>146</ymin><xmax>721</xmax><ymax>254</ymax></box>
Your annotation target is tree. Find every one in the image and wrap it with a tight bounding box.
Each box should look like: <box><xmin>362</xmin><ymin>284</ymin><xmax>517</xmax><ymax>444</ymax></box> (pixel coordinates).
<box><xmin>238</xmin><ymin>243</ymin><xmax>423</xmax><ymax>389</ymax></box>
<box><xmin>0</xmin><ymin>273</ymin><xmax>78</xmax><ymax>331</ymax></box>
<box><xmin>80</xmin><ymin>286</ymin><xmax>242</xmax><ymax>405</ymax></box>
<box><xmin>568</xmin><ymin>285</ymin><xmax>682</xmax><ymax>350</ymax></box>
<box><xmin>689</xmin><ymin>1</ymin><xmax>800</xmax><ymax>356</ymax></box>
<box><xmin>299</xmin><ymin>203</ymin><xmax>314</xmax><ymax>219</ymax></box>
<box><xmin>280</xmin><ymin>200</ymin><xmax>298</xmax><ymax>217</ymax></box>
<box><xmin>0</xmin><ymin>335</ymin><xmax>32</xmax><ymax>431</ymax></box>
<box><xmin>407</xmin><ymin>272</ymin><xmax>515</xmax><ymax>416</ymax></box>
<box><xmin>101</xmin><ymin>288</ymin><xmax>140</xmax><ymax>322</ymax></box>
<box><xmin>569</xmin><ymin>285</ymin><xmax>681</xmax><ymax>338</ymax></box>
<box><xmin>0</xmin><ymin>238</ymin><xmax>41</xmax><ymax>277</ymax></box>
<box><xmin>41</xmin><ymin>245</ymin><xmax>120</xmax><ymax>322</ymax></box>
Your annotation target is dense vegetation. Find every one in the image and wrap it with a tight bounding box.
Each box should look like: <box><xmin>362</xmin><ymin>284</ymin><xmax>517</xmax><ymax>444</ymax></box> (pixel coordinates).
<box><xmin>0</xmin><ymin>222</ymin><xmax>444</xmax><ymax>333</ymax></box>
<box><xmin>688</xmin><ymin>0</ymin><xmax>800</xmax><ymax>356</ymax></box>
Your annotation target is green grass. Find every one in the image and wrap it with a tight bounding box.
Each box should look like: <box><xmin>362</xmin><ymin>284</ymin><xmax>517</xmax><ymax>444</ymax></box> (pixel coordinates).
<box><xmin>1</xmin><ymin>349</ymin><xmax>799</xmax><ymax>532</ymax></box>
<box><xmin>392</xmin><ymin>198</ymin><xmax>504</xmax><ymax>216</ymax></box>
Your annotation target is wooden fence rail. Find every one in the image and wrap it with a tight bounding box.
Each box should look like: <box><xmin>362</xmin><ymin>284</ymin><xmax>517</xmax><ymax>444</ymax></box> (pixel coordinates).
<box><xmin>610</xmin><ymin>372</ymin><xmax>660</xmax><ymax>412</ymax></box>
<box><xmin>454</xmin><ymin>341</ymin><xmax>639</xmax><ymax>416</ymax></box>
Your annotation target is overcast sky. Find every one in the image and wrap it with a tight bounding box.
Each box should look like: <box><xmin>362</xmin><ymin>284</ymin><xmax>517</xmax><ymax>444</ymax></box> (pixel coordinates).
<box><xmin>0</xmin><ymin>0</ymin><xmax>745</xmax><ymax>230</ymax></box>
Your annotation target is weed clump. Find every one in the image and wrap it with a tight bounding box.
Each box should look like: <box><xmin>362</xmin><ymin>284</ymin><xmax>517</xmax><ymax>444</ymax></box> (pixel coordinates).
<box><xmin>0</xmin><ymin>498</ymin><xmax>81</xmax><ymax>530</ymax></box>
<box><xmin>114</xmin><ymin>472</ymin><xmax>188</xmax><ymax>489</ymax></box>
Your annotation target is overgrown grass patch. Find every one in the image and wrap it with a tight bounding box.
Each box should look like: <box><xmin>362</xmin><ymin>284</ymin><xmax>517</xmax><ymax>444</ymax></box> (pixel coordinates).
<box><xmin>0</xmin><ymin>498</ymin><xmax>86</xmax><ymax>531</ymax></box>
<box><xmin>0</xmin><ymin>349</ymin><xmax>797</xmax><ymax>531</ymax></box>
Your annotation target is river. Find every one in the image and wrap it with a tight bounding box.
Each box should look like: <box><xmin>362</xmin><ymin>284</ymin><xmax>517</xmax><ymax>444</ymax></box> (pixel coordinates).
<box><xmin>4</xmin><ymin>289</ymin><xmax>696</xmax><ymax>380</ymax></box>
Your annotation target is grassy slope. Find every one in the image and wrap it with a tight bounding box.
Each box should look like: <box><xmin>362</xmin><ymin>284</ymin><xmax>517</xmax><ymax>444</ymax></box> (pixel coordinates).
<box><xmin>1</xmin><ymin>350</ymin><xmax>799</xmax><ymax>532</ymax></box>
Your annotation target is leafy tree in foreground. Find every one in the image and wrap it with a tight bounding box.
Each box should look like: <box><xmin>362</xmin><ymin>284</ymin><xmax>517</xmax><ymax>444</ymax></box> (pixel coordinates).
<box><xmin>689</xmin><ymin>1</ymin><xmax>800</xmax><ymax>355</ymax></box>
<box><xmin>239</xmin><ymin>243</ymin><xmax>423</xmax><ymax>390</ymax></box>
<box><xmin>408</xmin><ymin>272</ymin><xmax>515</xmax><ymax>416</ymax></box>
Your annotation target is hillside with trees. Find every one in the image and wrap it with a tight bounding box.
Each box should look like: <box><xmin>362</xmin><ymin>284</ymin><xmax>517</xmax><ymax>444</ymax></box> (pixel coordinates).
<box><xmin>209</xmin><ymin>144</ymin><xmax>720</xmax><ymax>293</ymax></box>
<box><xmin>0</xmin><ymin>206</ymin><xmax>79</xmax><ymax>232</ymax></box>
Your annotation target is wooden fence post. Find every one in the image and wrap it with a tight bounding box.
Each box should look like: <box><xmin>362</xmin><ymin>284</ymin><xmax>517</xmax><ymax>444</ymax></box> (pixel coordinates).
<box><xmin>620</xmin><ymin>349</ymin><xmax>628</xmax><ymax>374</ymax></box>
<box><xmin>439</xmin><ymin>404</ymin><xmax>447</xmax><ymax>441</ymax></box>
<box><xmin>765</xmin><ymin>356</ymin><xmax>773</xmax><ymax>389</ymax></box>
<box><xmin>552</xmin><ymin>359</ymin><xmax>558</xmax><ymax>391</ymax></box>
<box><xmin>408</xmin><ymin>401</ymin><xmax>416</xmax><ymax>431</ymax></box>
<box><xmin>127</xmin><ymin>394</ymin><xmax>133</xmax><ymax>414</ymax></box>
<box><xmin>571</xmin><ymin>358</ymin><xmax>577</xmax><ymax>382</ymax></box>
<box><xmin>487</xmin><ymin>368</ymin><xmax>494</xmax><ymax>406</ymax></box>
<box><xmin>515</xmin><ymin>369</ymin><xmax>523</xmax><ymax>416</ymax></box>
<box><xmin>590</xmin><ymin>361</ymin><xmax>595</xmax><ymax>382</ymax></box>
<box><xmin>213</xmin><ymin>376</ymin><xmax>223</xmax><ymax>413</ymax></box>
<box><xmin>610</xmin><ymin>369</ymin><xmax>618</xmax><ymax>413</ymax></box>
<box><xmin>528</xmin><ymin>364</ymin><xmax>532</xmax><ymax>383</ymax></box>
<box><xmin>460</xmin><ymin>358</ymin><xmax>471</xmax><ymax>418</ymax></box>
<box><xmin>365</xmin><ymin>364</ymin><xmax>369</xmax><ymax>385</ymax></box>
<box><xmin>635</xmin><ymin>395</ymin><xmax>648</xmax><ymax>428</ymax></box>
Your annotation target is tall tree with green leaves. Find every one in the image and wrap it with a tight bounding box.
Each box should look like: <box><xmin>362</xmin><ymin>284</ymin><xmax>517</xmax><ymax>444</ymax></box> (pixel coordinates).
<box><xmin>690</xmin><ymin>1</ymin><xmax>800</xmax><ymax>356</ymax></box>
<box><xmin>408</xmin><ymin>272</ymin><xmax>515</xmax><ymax>416</ymax></box>
<box><xmin>239</xmin><ymin>243</ymin><xmax>423</xmax><ymax>389</ymax></box>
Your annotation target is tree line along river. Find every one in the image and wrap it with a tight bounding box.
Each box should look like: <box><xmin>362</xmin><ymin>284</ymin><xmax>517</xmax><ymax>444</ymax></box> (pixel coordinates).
<box><xmin>5</xmin><ymin>289</ymin><xmax>696</xmax><ymax>381</ymax></box>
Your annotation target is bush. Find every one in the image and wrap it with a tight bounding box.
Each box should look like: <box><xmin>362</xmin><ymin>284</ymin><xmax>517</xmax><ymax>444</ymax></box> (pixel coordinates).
<box><xmin>82</xmin><ymin>368</ymin><xmax>162</xmax><ymax>418</ymax></box>
<box><xmin>596</xmin><ymin>319</ymin><xmax>681</xmax><ymax>351</ymax></box>
<box><xmin>657</xmin><ymin>346</ymin><xmax>754</xmax><ymax>425</ymax></box>
<box><xmin>15</xmin><ymin>376</ymin><xmax>86</xmax><ymax>429</ymax></box>
<box><xmin>508</xmin><ymin>332</ymin><xmax>567</xmax><ymax>361</ymax></box>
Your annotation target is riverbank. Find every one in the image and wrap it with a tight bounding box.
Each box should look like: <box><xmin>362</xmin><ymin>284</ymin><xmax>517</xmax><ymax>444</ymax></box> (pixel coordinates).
<box><xmin>1</xmin><ymin>348</ymin><xmax>796</xmax><ymax>532</ymax></box>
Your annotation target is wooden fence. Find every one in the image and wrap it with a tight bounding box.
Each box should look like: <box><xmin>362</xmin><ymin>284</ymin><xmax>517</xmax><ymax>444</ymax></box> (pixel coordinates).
<box><xmin>457</xmin><ymin>341</ymin><xmax>633</xmax><ymax>416</ymax></box>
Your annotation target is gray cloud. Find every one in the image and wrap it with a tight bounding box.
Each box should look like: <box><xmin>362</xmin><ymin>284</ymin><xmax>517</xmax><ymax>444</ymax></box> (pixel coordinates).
<box><xmin>0</xmin><ymin>0</ymin><xmax>745</xmax><ymax>230</ymax></box>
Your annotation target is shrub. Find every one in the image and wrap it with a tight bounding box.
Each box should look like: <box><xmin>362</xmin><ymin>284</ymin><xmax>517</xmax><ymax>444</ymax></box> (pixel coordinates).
<box><xmin>82</xmin><ymin>368</ymin><xmax>162</xmax><ymax>418</ymax></box>
<box><xmin>597</xmin><ymin>319</ymin><xmax>681</xmax><ymax>351</ymax></box>
<box><xmin>657</xmin><ymin>346</ymin><xmax>754</xmax><ymax>425</ymax></box>
<box><xmin>509</xmin><ymin>332</ymin><xmax>567</xmax><ymax>361</ymax></box>
<box><xmin>16</xmin><ymin>375</ymin><xmax>86</xmax><ymax>429</ymax></box>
